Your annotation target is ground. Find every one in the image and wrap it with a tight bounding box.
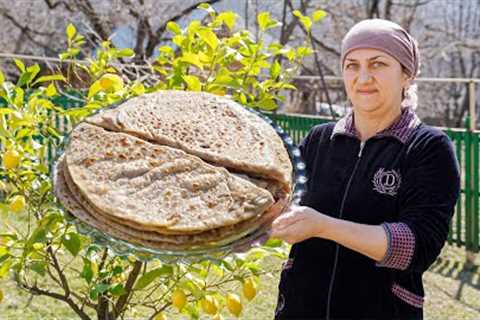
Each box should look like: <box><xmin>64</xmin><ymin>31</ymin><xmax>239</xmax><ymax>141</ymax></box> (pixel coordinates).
<box><xmin>0</xmin><ymin>244</ymin><xmax>479</xmax><ymax>319</ymax></box>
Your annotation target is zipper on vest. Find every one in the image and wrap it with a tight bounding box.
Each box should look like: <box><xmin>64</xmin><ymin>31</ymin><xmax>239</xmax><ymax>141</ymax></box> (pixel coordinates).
<box><xmin>358</xmin><ymin>141</ymin><xmax>365</xmax><ymax>157</ymax></box>
<box><xmin>325</xmin><ymin>142</ymin><xmax>364</xmax><ymax>319</ymax></box>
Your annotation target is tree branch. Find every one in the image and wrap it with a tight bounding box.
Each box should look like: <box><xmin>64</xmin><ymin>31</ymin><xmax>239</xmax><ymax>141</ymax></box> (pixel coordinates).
<box><xmin>73</xmin><ymin>0</ymin><xmax>110</xmax><ymax>40</ymax></box>
<box><xmin>43</xmin><ymin>0</ymin><xmax>75</xmax><ymax>11</ymax></box>
<box><xmin>113</xmin><ymin>260</ymin><xmax>143</xmax><ymax>318</ymax></box>
<box><xmin>47</xmin><ymin>244</ymin><xmax>71</xmax><ymax>297</ymax></box>
<box><xmin>20</xmin><ymin>282</ymin><xmax>91</xmax><ymax>320</ymax></box>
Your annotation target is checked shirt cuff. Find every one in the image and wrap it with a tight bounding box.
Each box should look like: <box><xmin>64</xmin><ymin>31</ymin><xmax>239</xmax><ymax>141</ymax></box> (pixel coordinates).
<box><xmin>376</xmin><ymin>222</ymin><xmax>415</xmax><ymax>270</ymax></box>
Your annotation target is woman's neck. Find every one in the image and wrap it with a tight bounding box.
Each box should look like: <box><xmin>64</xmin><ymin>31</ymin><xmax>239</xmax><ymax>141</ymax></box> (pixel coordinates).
<box><xmin>354</xmin><ymin>106</ymin><xmax>402</xmax><ymax>142</ymax></box>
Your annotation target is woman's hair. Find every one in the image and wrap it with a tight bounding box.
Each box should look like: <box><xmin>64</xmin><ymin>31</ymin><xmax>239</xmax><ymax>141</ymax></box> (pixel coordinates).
<box><xmin>402</xmin><ymin>83</ymin><xmax>418</xmax><ymax>110</ymax></box>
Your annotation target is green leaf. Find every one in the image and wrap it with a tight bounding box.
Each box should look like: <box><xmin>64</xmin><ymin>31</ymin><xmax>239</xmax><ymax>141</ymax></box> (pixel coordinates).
<box><xmin>81</xmin><ymin>258</ymin><xmax>93</xmax><ymax>284</ymax></box>
<box><xmin>257</xmin><ymin>12</ymin><xmax>269</xmax><ymax>31</ymax></box>
<box><xmin>32</xmin><ymin>74</ymin><xmax>66</xmax><ymax>86</ymax></box>
<box><xmin>167</xmin><ymin>21</ymin><xmax>182</xmax><ymax>35</ymax></box>
<box><xmin>30</xmin><ymin>261</ymin><xmax>46</xmax><ymax>276</ymax></box>
<box><xmin>118</xmin><ymin>48</ymin><xmax>135</xmax><ymax>57</ymax></box>
<box><xmin>183</xmin><ymin>75</ymin><xmax>202</xmax><ymax>91</ymax></box>
<box><xmin>110</xmin><ymin>283</ymin><xmax>127</xmax><ymax>296</ymax></box>
<box><xmin>172</xmin><ymin>35</ymin><xmax>186</xmax><ymax>47</ymax></box>
<box><xmin>131</xmin><ymin>83</ymin><xmax>145</xmax><ymax>95</ymax></box>
<box><xmin>134</xmin><ymin>265</ymin><xmax>173</xmax><ymax>290</ymax></box>
<box><xmin>66</xmin><ymin>23</ymin><xmax>77</xmax><ymax>41</ymax></box>
<box><xmin>312</xmin><ymin>10</ymin><xmax>327</xmax><ymax>22</ymax></box>
<box><xmin>270</xmin><ymin>60</ymin><xmax>281</xmax><ymax>80</ymax></box>
<box><xmin>217</xmin><ymin>12</ymin><xmax>236</xmax><ymax>30</ymax></box>
<box><xmin>62</xmin><ymin>232</ymin><xmax>81</xmax><ymax>256</ymax></box>
<box><xmin>297</xmin><ymin>46</ymin><xmax>313</xmax><ymax>57</ymax></box>
<box><xmin>300</xmin><ymin>16</ymin><xmax>312</xmax><ymax>32</ymax></box>
<box><xmin>0</xmin><ymin>108</ymin><xmax>14</xmax><ymax>115</ymax></box>
<box><xmin>11</xmin><ymin>93</ymin><xmax>24</xmax><ymax>111</ymax></box>
<box><xmin>198</xmin><ymin>3</ymin><xmax>216</xmax><ymax>15</ymax></box>
<box><xmin>197</xmin><ymin>29</ymin><xmax>218</xmax><ymax>50</ymax></box>
<box><xmin>0</xmin><ymin>259</ymin><xmax>12</xmax><ymax>278</ymax></box>
<box><xmin>14</xmin><ymin>59</ymin><xmax>26</xmax><ymax>73</ymax></box>
<box><xmin>87</xmin><ymin>80</ymin><xmax>103</xmax><ymax>99</ymax></box>
<box><xmin>45</xmin><ymin>83</ymin><xmax>57</xmax><ymax>97</ymax></box>
<box><xmin>90</xmin><ymin>283</ymin><xmax>110</xmax><ymax>300</ymax></box>
<box><xmin>17</xmin><ymin>72</ymin><xmax>33</xmax><ymax>87</ymax></box>
<box><xmin>179</xmin><ymin>53</ymin><xmax>203</xmax><ymax>69</ymax></box>
<box><xmin>263</xmin><ymin>238</ymin><xmax>283</xmax><ymax>247</ymax></box>
<box><xmin>292</xmin><ymin>10</ymin><xmax>302</xmax><ymax>18</ymax></box>
<box><xmin>26</xmin><ymin>64</ymin><xmax>41</xmax><ymax>82</ymax></box>
<box><xmin>256</xmin><ymin>97</ymin><xmax>278</xmax><ymax>110</ymax></box>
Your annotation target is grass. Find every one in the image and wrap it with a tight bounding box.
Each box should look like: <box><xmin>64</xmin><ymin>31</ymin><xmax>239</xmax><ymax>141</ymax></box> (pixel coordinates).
<box><xmin>1</xmin><ymin>245</ymin><xmax>480</xmax><ymax>319</ymax></box>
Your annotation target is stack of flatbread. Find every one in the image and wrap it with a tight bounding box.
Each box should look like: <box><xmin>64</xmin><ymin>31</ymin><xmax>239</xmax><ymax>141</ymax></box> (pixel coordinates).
<box><xmin>53</xmin><ymin>90</ymin><xmax>292</xmax><ymax>251</ymax></box>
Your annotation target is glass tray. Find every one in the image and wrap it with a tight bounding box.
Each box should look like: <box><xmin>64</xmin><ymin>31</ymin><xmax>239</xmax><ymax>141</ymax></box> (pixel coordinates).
<box><xmin>51</xmin><ymin>103</ymin><xmax>306</xmax><ymax>262</ymax></box>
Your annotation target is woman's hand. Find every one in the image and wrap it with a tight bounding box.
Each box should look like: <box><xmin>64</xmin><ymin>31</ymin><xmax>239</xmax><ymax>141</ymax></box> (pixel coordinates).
<box><xmin>270</xmin><ymin>205</ymin><xmax>332</xmax><ymax>244</ymax></box>
<box><xmin>272</xmin><ymin>204</ymin><xmax>389</xmax><ymax>261</ymax></box>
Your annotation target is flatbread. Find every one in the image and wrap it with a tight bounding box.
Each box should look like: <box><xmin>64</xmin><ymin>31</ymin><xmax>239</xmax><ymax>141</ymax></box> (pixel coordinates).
<box><xmin>54</xmin><ymin>156</ymin><xmax>288</xmax><ymax>249</ymax></box>
<box><xmin>64</xmin><ymin>122</ymin><xmax>275</xmax><ymax>233</ymax></box>
<box><xmin>85</xmin><ymin>91</ymin><xmax>292</xmax><ymax>192</ymax></box>
<box><xmin>59</xmin><ymin>156</ymin><xmax>287</xmax><ymax>243</ymax></box>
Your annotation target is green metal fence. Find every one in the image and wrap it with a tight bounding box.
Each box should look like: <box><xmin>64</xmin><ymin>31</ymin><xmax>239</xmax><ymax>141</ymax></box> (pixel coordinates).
<box><xmin>42</xmin><ymin>111</ymin><xmax>480</xmax><ymax>252</ymax></box>
<box><xmin>267</xmin><ymin>113</ymin><xmax>480</xmax><ymax>252</ymax></box>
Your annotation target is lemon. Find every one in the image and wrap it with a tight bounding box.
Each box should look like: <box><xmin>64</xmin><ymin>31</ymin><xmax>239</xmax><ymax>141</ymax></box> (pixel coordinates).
<box><xmin>201</xmin><ymin>295</ymin><xmax>218</xmax><ymax>315</ymax></box>
<box><xmin>226</xmin><ymin>293</ymin><xmax>242</xmax><ymax>317</ymax></box>
<box><xmin>9</xmin><ymin>195</ymin><xmax>26</xmax><ymax>212</ymax></box>
<box><xmin>99</xmin><ymin>74</ymin><xmax>124</xmax><ymax>91</ymax></box>
<box><xmin>243</xmin><ymin>278</ymin><xmax>257</xmax><ymax>301</ymax></box>
<box><xmin>0</xmin><ymin>289</ymin><xmax>3</xmax><ymax>304</ymax></box>
<box><xmin>153</xmin><ymin>312</ymin><xmax>167</xmax><ymax>320</ymax></box>
<box><xmin>171</xmin><ymin>288</ymin><xmax>187</xmax><ymax>310</ymax></box>
<box><xmin>3</xmin><ymin>149</ymin><xmax>20</xmax><ymax>170</ymax></box>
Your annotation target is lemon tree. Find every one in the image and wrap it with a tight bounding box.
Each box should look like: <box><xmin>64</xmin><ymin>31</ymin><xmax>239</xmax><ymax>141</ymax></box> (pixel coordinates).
<box><xmin>0</xmin><ymin>5</ymin><xmax>326</xmax><ymax>320</ymax></box>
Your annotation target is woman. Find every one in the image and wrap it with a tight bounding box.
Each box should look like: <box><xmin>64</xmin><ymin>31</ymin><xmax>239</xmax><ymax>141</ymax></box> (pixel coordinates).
<box><xmin>271</xmin><ymin>19</ymin><xmax>460</xmax><ymax>319</ymax></box>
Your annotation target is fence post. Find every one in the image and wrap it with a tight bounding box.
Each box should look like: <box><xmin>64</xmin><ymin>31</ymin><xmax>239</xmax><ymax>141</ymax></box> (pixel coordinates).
<box><xmin>466</xmin><ymin>80</ymin><xmax>477</xmax><ymax>266</ymax></box>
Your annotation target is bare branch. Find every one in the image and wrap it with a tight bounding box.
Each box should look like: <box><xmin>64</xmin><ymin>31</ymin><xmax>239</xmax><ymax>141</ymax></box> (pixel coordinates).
<box><xmin>73</xmin><ymin>0</ymin><xmax>110</xmax><ymax>40</ymax></box>
<box><xmin>20</xmin><ymin>282</ymin><xmax>91</xmax><ymax>320</ymax></box>
<box><xmin>43</xmin><ymin>0</ymin><xmax>75</xmax><ymax>11</ymax></box>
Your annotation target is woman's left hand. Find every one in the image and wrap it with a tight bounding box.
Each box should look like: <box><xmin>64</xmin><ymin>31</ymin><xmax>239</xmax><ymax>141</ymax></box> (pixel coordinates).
<box><xmin>271</xmin><ymin>205</ymin><xmax>331</xmax><ymax>244</ymax></box>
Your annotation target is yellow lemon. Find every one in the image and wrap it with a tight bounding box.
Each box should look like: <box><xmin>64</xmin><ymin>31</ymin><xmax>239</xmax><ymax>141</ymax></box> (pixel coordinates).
<box><xmin>0</xmin><ymin>288</ymin><xmax>3</xmax><ymax>303</ymax></box>
<box><xmin>201</xmin><ymin>295</ymin><xmax>218</xmax><ymax>315</ymax></box>
<box><xmin>99</xmin><ymin>74</ymin><xmax>124</xmax><ymax>91</ymax></box>
<box><xmin>243</xmin><ymin>278</ymin><xmax>257</xmax><ymax>301</ymax></box>
<box><xmin>3</xmin><ymin>149</ymin><xmax>20</xmax><ymax>170</ymax></box>
<box><xmin>9</xmin><ymin>195</ymin><xmax>26</xmax><ymax>212</ymax></box>
<box><xmin>226</xmin><ymin>293</ymin><xmax>242</xmax><ymax>317</ymax></box>
<box><xmin>171</xmin><ymin>288</ymin><xmax>187</xmax><ymax>310</ymax></box>
<box><xmin>153</xmin><ymin>312</ymin><xmax>167</xmax><ymax>320</ymax></box>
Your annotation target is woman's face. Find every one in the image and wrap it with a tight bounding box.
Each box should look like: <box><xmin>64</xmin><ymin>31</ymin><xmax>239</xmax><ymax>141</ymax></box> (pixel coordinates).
<box><xmin>343</xmin><ymin>48</ymin><xmax>409</xmax><ymax>115</ymax></box>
